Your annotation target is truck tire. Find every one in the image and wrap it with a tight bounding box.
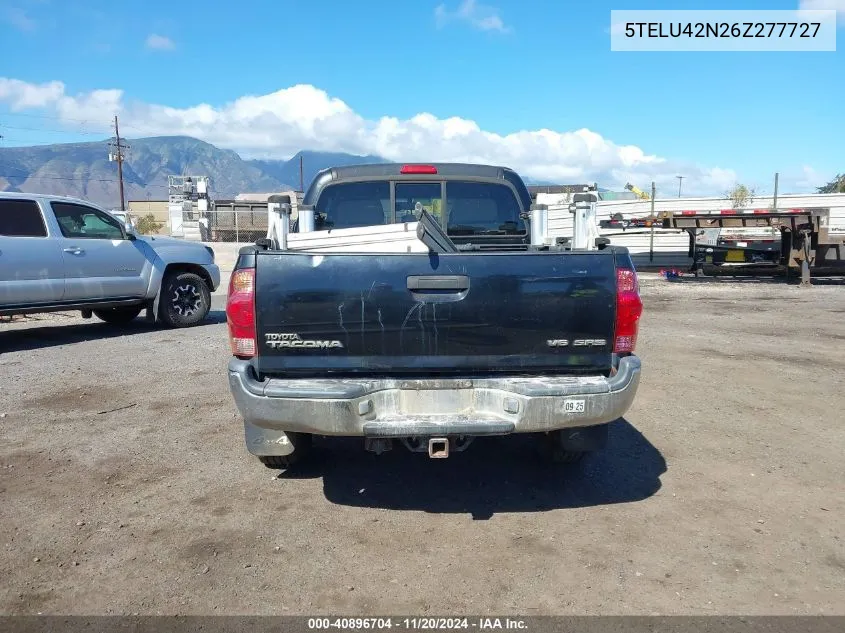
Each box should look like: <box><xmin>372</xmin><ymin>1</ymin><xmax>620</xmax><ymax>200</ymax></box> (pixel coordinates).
<box><xmin>159</xmin><ymin>271</ymin><xmax>211</xmax><ymax>328</ymax></box>
<box><xmin>258</xmin><ymin>433</ymin><xmax>313</xmax><ymax>470</ymax></box>
<box><xmin>93</xmin><ymin>307</ymin><xmax>143</xmax><ymax>325</ymax></box>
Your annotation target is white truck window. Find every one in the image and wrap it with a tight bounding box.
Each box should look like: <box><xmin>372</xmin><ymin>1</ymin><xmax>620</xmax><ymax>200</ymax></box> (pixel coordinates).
<box><xmin>51</xmin><ymin>202</ymin><xmax>125</xmax><ymax>240</ymax></box>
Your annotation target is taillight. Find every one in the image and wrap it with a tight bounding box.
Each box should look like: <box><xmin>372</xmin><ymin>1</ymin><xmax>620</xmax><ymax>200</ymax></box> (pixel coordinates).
<box><xmin>614</xmin><ymin>268</ymin><xmax>643</xmax><ymax>354</ymax></box>
<box><xmin>226</xmin><ymin>268</ymin><xmax>256</xmax><ymax>358</ymax></box>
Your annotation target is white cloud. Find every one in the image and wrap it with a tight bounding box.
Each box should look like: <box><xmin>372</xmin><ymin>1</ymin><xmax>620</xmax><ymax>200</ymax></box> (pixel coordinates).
<box><xmin>779</xmin><ymin>166</ymin><xmax>832</xmax><ymax>193</ymax></box>
<box><xmin>435</xmin><ymin>0</ymin><xmax>510</xmax><ymax>33</ymax></box>
<box><xmin>798</xmin><ymin>0</ymin><xmax>845</xmax><ymax>24</ymax></box>
<box><xmin>0</xmin><ymin>78</ymin><xmax>63</xmax><ymax>110</ymax></box>
<box><xmin>2</xmin><ymin>7</ymin><xmax>36</xmax><ymax>32</ymax></box>
<box><xmin>0</xmin><ymin>77</ymin><xmax>747</xmax><ymax>195</ymax></box>
<box><xmin>145</xmin><ymin>33</ymin><xmax>175</xmax><ymax>51</ymax></box>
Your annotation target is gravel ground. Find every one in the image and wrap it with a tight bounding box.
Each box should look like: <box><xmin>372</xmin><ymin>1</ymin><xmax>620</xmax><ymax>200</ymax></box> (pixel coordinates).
<box><xmin>0</xmin><ymin>276</ymin><xmax>843</xmax><ymax>615</ymax></box>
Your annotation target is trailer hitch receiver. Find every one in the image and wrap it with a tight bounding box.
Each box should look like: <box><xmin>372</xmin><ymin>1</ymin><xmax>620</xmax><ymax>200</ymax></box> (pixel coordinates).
<box><xmin>428</xmin><ymin>438</ymin><xmax>449</xmax><ymax>459</ymax></box>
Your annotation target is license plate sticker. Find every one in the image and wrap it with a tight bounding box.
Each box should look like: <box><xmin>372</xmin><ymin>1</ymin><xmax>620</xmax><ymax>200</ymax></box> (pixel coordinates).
<box><xmin>563</xmin><ymin>399</ymin><xmax>586</xmax><ymax>413</ymax></box>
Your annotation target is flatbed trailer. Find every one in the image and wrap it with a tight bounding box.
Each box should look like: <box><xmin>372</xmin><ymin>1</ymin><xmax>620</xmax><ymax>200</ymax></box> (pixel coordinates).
<box><xmin>662</xmin><ymin>207</ymin><xmax>845</xmax><ymax>285</ymax></box>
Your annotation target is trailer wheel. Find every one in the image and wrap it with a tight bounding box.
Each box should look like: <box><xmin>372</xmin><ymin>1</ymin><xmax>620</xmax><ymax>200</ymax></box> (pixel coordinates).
<box><xmin>258</xmin><ymin>433</ymin><xmax>313</xmax><ymax>470</ymax></box>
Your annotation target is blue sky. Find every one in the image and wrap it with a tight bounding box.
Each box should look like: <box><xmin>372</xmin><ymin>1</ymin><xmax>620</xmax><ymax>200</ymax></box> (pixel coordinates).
<box><xmin>0</xmin><ymin>0</ymin><xmax>842</xmax><ymax>196</ymax></box>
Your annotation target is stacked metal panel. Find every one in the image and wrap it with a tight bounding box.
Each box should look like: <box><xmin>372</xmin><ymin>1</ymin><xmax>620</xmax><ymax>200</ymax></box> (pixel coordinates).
<box><xmin>286</xmin><ymin>222</ymin><xmax>430</xmax><ymax>253</ymax></box>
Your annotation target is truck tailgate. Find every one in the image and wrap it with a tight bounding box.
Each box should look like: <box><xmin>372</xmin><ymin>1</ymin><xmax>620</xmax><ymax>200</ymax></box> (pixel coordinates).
<box><xmin>254</xmin><ymin>251</ymin><xmax>617</xmax><ymax>376</ymax></box>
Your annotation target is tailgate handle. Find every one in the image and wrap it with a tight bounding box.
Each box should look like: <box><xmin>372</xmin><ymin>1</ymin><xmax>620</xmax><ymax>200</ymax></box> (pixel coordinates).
<box><xmin>407</xmin><ymin>275</ymin><xmax>469</xmax><ymax>291</ymax></box>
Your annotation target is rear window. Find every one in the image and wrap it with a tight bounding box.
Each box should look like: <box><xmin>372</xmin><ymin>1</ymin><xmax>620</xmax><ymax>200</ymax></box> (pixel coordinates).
<box><xmin>314</xmin><ymin>181</ymin><xmax>390</xmax><ymax>230</ymax></box>
<box><xmin>0</xmin><ymin>199</ymin><xmax>48</xmax><ymax>237</ymax></box>
<box><xmin>395</xmin><ymin>182</ymin><xmax>442</xmax><ymax>224</ymax></box>
<box><xmin>314</xmin><ymin>180</ymin><xmax>525</xmax><ymax>236</ymax></box>
<box><xmin>445</xmin><ymin>181</ymin><xmax>525</xmax><ymax>235</ymax></box>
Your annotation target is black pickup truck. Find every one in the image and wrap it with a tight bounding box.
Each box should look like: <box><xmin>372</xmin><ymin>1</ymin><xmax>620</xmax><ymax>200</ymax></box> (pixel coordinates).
<box><xmin>226</xmin><ymin>163</ymin><xmax>643</xmax><ymax>468</ymax></box>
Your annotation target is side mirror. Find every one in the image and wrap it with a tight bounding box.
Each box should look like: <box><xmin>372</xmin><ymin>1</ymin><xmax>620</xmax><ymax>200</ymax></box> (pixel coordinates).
<box><xmin>126</xmin><ymin>228</ymin><xmax>138</xmax><ymax>241</ymax></box>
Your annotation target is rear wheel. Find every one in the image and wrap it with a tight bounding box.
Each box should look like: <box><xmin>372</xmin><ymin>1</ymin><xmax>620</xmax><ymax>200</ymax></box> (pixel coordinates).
<box><xmin>93</xmin><ymin>306</ymin><xmax>143</xmax><ymax>325</ymax></box>
<box><xmin>159</xmin><ymin>271</ymin><xmax>211</xmax><ymax>328</ymax></box>
<box><xmin>258</xmin><ymin>432</ymin><xmax>314</xmax><ymax>470</ymax></box>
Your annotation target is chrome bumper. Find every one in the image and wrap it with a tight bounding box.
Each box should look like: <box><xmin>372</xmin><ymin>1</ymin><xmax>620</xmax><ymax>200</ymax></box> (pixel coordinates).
<box><xmin>228</xmin><ymin>357</ymin><xmax>641</xmax><ymax>457</ymax></box>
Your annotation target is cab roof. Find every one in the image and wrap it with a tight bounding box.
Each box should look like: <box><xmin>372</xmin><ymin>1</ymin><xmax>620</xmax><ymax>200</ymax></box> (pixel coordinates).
<box><xmin>303</xmin><ymin>162</ymin><xmax>533</xmax><ymax>211</ymax></box>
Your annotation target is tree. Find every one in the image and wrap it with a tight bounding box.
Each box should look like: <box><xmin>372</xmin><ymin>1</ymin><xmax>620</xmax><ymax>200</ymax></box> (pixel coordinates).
<box><xmin>725</xmin><ymin>184</ymin><xmax>756</xmax><ymax>209</ymax></box>
<box><xmin>817</xmin><ymin>173</ymin><xmax>845</xmax><ymax>194</ymax></box>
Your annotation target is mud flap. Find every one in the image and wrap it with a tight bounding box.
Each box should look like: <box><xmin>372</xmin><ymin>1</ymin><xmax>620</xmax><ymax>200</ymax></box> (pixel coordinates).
<box><xmin>555</xmin><ymin>424</ymin><xmax>609</xmax><ymax>452</ymax></box>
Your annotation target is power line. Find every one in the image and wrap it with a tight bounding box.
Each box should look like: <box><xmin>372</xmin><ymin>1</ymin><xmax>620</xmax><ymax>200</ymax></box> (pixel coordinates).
<box><xmin>0</xmin><ymin>173</ymin><xmax>169</xmax><ymax>188</ymax></box>
<box><xmin>2</xmin><ymin>111</ymin><xmax>153</xmax><ymax>136</ymax></box>
<box><xmin>117</xmin><ymin>122</ymin><xmax>148</xmax><ymax>133</ymax></box>
<box><xmin>0</xmin><ymin>124</ymin><xmax>113</xmax><ymax>136</ymax></box>
<box><xmin>0</xmin><ymin>111</ymin><xmax>111</xmax><ymax>124</ymax></box>
<box><xmin>0</xmin><ymin>136</ymin><xmax>73</xmax><ymax>145</ymax></box>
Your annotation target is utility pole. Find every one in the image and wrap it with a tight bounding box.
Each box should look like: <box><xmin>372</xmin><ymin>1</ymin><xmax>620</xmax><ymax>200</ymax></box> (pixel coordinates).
<box><xmin>773</xmin><ymin>172</ymin><xmax>779</xmax><ymax>210</ymax></box>
<box><xmin>299</xmin><ymin>155</ymin><xmax>304</xmax><ymax>193</ymax></box>
<box><xmin>108</xmin><ymin>115</ymin><xmax>130</xmax><ymax>211</ymax></box>
<box><xmin>649</xmin><ymin>181</ymin><xmax>656</xmax><ymax>262</ymax></box>
<box><xmin>676</xmin><ymin>175</ymin><xmax>685</xmax><ymax>198</ymax></box>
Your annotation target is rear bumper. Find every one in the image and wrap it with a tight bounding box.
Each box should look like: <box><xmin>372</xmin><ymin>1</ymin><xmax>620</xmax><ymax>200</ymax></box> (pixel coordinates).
<box><xmin>228</xmin><ymin>356</ymin><xmax>641</xmax><ymax>456</ymax></box>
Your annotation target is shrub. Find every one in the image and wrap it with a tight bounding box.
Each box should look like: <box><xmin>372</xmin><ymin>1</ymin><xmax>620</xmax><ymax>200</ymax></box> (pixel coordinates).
<box><xmin>136</xmin><ymin>214</ymin><xmax>164</xmax><ymax>235</ymax></box>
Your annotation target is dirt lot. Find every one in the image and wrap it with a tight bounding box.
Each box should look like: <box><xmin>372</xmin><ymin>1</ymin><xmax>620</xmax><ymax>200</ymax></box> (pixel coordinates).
<box><xmin>1</xmin><ymin>277</ymin><xmax>843</xmax><ymax>616</ymax></box>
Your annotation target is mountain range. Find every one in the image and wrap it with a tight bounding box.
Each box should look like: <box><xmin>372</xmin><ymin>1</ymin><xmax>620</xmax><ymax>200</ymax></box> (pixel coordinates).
<box><xmin>0</xmin><ymin>136</ymin><xmax>398</xmax><ymax>207</ymax></box>
<box><xmin>0</xmin><ymin>136</ymin><xmax>561</xmax><ymax>208</ymax></box>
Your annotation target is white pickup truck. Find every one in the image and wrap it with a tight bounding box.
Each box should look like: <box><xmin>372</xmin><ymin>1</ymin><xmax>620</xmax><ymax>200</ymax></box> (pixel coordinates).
<box><xmin>0</xmin><ymin>192</ymin><xmax>220</xmax><ymax>327</ymax></box>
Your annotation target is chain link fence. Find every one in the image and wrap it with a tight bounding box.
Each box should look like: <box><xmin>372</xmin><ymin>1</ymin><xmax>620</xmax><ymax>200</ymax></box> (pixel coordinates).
<box><xmin>182</xmin><ymin>201</ymin><xmax>294</xmax><ymax>243</ymax></box>
<box><xmin>192</xmin><ymin>209</ymin><xmax>268</xmax><ymax>243</ymax></box>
